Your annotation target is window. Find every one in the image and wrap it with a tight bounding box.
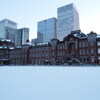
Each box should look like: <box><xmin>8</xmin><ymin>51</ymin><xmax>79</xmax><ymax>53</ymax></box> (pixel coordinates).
<box><xmin>98</xmin><ymin>48</ymin><xmax>100</xmax><ymax>54</ymax></box>
<box><xmin>97</xmin><ymin>41</ymin><xmax>100</xmax><ymax>46</ymax></box>
<box><xmin>82</xmin><ymin>42</ymin><xmax>85</xmax><ymax>47</ymax></box>
<box><xmin>63</xmin><ymin>51</ymin><xmax>65</xmax><ymax>55</ymax></box>
<box><xmin>60</xmin><ymin>45</ymin><xmax>62</xmax><ymax>49</ymax></box>
<box><xmin>90</xmin><ymin>42</ymin><xmax>94</xmax><ymax>46</ymax></box>
<box><xmin>86</xmin><ymin>49</ymin><xmax>89</xmax><ymax>54</ymax></box>
<box><xmin>91</xmin><ymin>48</ymin><xmax>94</xmax><ymax>54</ymax></box>
<box><xmin>91</xmin><ymin>56</ymin><xmax>95</xmax><ymax>62</ymax></box>
<box><xmin>52</xmin><ymin>47</ymin><xmax>55</xmax><ymax>50</ymax></box>
<box><xmin>79</xmin><ymin>42</ymin><xmax>81</xmax><ymax>47</ymax></box>
<box><xmin>83</xmin><ymin>49</ymin><xmax>85</xmax><ymax>55</ymax></box>
<box><xmin>62</xmin><ymin>45</ymin><xmax>65</xmax><ymax>49</ymax></box>
<box><xmin>57</xmin><ymin>45</ymin><xmax>59</xmax><ymax>49</ymax></box>
<box><xmin>79</xmin><ymin>49</ymin><xmax>82</xmax><ymax>55</ymax></box>
<box><xmin>86</xmin><ymin>42</ymin><xmax>88</xmax><ymax>47</ymax></box>
<box><xmin>57</xmin><ymin>52</ymin><xmax>59</xmax><ymax>56</ymax></box>
<box><xmin>52</xmin><ymin>52</ymin><xmax>54</xmax><ymax>56</ymax></box>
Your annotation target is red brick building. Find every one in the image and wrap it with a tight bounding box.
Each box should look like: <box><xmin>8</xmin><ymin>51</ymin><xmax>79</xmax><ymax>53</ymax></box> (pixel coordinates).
<box><xmin>29</xmin><ymin>30</ymin><xmax>100</xmax><ymax>65</ymax></box>
<box><xmin>1</xmin><ymin>30</ymin><xmax>100</xmax><ymax>65</ymax></box>
<box><xmin>0</xmin><ymin>39</ymin><xmax>14</xmax><ymax>65</ymax></box>
<box><xmin>29</xmin><ymin>30</ymin><xmax>100</xmax><ymax>64</ymax></box>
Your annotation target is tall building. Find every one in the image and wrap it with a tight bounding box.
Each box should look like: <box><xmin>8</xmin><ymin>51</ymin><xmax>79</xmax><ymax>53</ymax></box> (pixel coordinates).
<box><xmin>37</xmin><ymin>17</ymin><xmax>57</xmax><ymax>43</ymax></box>
<box><xmin>15</xmin><ymin>28</ymin><xmax>29</xmax><ymax>47</ymax></box>
<box><xmin>57</xmin><ymin>3</ymin><xmax>80</xmax><ymax>40</ymax></box>
<box><xmin>0</xmin><ymin>19</ymin><xmax>17</xmax><ymax>42</ymax></box>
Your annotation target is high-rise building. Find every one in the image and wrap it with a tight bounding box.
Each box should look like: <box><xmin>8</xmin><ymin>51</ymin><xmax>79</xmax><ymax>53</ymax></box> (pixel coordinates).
<box><xmin>57</xmin><ymin>3</ymin><xmax>80</xmax><ymax>40</ymax></box>
<box><xmin>15</xmin><ymin>28</ymin><xmax>29</xmax><ymax>47</ymax></box>
<box><xmin>37</xmin><ymin>17</ymin><xmax>57</xmax><ymax>43</ymax></box>
<box><xmin>0</xmin><ymin>19</ymin><xmax>17</xmax><ymax>42</ymax></box>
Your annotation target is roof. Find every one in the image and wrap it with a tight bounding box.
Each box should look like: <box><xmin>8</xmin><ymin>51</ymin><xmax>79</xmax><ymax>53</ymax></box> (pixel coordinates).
<box><xmin>1</xmin><ymin>39</ymin><xmax>14</xmax><ymax>43</ymax></box>
<box><xmin>23</xmin><ymin>42</ymin><xmax>33</xmax><ymax>46</ymax></box>
<box><xmin>9</xmin><ymin>47</ymin><xmax>15</xmax><ymax>50</ymax></box>
<box><xmin>37</xmin><ymin>43</ymin><xmax>48</xmax><ymax>46</ymax></box>
<box><xmin>0</xmin><ymin>46</ymin><xmax>14</xmax><ymax>49</ymax></box>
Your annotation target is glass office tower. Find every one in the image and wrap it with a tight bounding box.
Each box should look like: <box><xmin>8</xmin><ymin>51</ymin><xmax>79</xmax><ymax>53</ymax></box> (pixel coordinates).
<box><xmin>57</xmin><ymin>3</ymin><xmax>80</xmax><ymax>40</ymax></box>
<box><xmin>15</xmin><ymin>28</ymin><xmax>29</xmax><ymax>47</ymax></box>
<box><xmin>0</xmin><ymin>19</ymin><xmax>17</xmax><ymax>42</ymax></box>
<box><xmin>37</xmin><ymin>17</ymin><xmax>57</xmax><ymax>43</ymax></box>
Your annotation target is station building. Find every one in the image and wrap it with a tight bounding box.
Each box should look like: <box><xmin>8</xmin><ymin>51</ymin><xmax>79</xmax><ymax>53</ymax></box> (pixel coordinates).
<box><xmin>1</xmin><ymin>30</ymin><xmax>100</xmax><ymax>65</ymax></box>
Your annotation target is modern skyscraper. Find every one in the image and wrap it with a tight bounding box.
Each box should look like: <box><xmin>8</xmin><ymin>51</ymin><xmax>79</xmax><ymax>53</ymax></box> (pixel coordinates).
<box><xmin>0</xmin><ymin>19</ymin><xmax>17</xmax><ymax>42</ymax></box>
<box><xmin>15</xmin><ymin>28</ymin><xmax>29</xmax><ymax>47</ymax></box>
<box><xmin>37</xmin><ymin>17</ymin><xmax>57</xmax><ymax>43</ymax></box>
<box><xmin>57</xmin><ymin>3</ymin><xmax>80</xmax><ymax>40</ymax></box>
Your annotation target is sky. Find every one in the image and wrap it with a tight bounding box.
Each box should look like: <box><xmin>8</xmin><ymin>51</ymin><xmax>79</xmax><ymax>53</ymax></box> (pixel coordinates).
<box><xmin>0</xmin><ymin>66</ymin><xmax>100</xmax><ymax>100</ymax></box>
<box><xmin>0</xmin><ymin>0</ymin><xmax>100</xmax><ymax>40</ymax></box>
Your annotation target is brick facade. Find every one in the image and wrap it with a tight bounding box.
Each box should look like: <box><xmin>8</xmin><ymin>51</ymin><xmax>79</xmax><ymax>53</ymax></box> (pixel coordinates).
<box><xmin>1</xmin><ymin>30</ymin><xmax>100</xmax><ymax>65</ymax></box>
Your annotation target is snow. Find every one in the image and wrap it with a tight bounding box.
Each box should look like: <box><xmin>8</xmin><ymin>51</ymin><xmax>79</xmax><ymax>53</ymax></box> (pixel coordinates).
<box><xmin>23</xmin><ymin>42</ymin><xmax>33</xmax><ymax>46</ymax></box>
<box><xmin>0</xmin><ymin>46</ymin><xmax>14</xmax><ymax>49</ymax></box>
<box><xmin>4</xmin><ymin>46</ymin><xmax>7</xmax><ymax>49</ymax></box>
<box><xmin>0</xmin><ymin>66</ymin><xmax>100</xmax><ymax>100</ymax></box>
<box><xmin>0</xmin><ymin>46</ymin><xmax>3</xmax><ymax>48</ymax></box>
<box><xmin>1</xmin><ymin>39</ymin><xmax>13</xmax><ymax>42</ymax></box>
<box><xmin>0</xmin><ymin>46</ymin><xmax>8</xmax><ymax>49</ymax></box>
<box><xmin>9</xmin><ymin>47</ymin><xmax>15</xmax><ymax>49</ymax></box>
<box><xmin>37</xmin><ymin>42</ymin><xmax>48</xmax><ymax>46</ymax></box>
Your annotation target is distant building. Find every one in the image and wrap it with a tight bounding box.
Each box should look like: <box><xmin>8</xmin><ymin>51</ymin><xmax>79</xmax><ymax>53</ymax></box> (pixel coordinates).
<box><xmin>37</xmin><ymin>17</ymin><xmax>57</xmax><ymax>43</ymax></box>
<box><xmin>0</xmin><ymin>19</ymin><xmax>17</xmax><ymax>42</ymax></box>
<box><xmin>31</xmin><ymin>38</ymin><xmax>37</xmax><ymax>45</ymax></box>
<box><xmin>15</xmin><ymin>28</ymin><xmax>29</xmax><ymax>47</ymax></box>
<box><xmin>57</xmin><ymin>3</ymin><xmax>80</xmax><ymax>40</ymax></box>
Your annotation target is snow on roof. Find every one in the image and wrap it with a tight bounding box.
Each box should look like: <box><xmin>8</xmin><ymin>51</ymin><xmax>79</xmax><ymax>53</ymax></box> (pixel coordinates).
<box><xmin>73</xmin><ymin>34</ymin><xmax>78</xmax><ymax>37</ymax></box>
<box><xmin>4</xmin><ymin>47</ymin><xmax>7</xmax><ymax>49</ymax></box>
<box><xmin>0</xmin><ymin>46</ymin><xmax>3</xmax><ymax>49</ymax></box>
<box><xmin>16</xmin><ymin>46</ymin><xmax>21</xmax><ymax>49</ymax></box>
<box><xmin>0</xmin><ymin>46</ymin><xmax>14</xmax><ymax>49</ymax></box>
<box><xmin>9</xmin><ymin>47</ymin><xmax>15</xmax><ymax>50</ymax></box>
<box><xmin>38</xmin><ymin>43</ymin><xmax>48</xmax><ymax>45</ymax></box>
<box><xmin>0</xmin><ymin>46</ymin><xmax>8</xmax><ymax>49</ymax></box>
<box><xmin>1</xmin><ymin>39</ymin><xmax>13</xmax><ymax>42</ymax></box>
<box><xmin>23</xmin><ymin>42</ymin><xmax>33</xmax><ymax>46</ymax></box>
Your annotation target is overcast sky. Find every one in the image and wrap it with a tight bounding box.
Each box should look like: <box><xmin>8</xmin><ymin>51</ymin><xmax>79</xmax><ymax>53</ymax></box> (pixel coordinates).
<box><xmin>0</xmin><ymin>0</ymin><xmax>100</xmax><ymax>40</ymax></box>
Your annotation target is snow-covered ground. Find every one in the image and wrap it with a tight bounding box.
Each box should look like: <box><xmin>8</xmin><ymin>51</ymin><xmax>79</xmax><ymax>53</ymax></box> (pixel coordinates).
<box><xmin>0</xmin><ymin>66</ymin><xmax>100</xmax><ymax>100</ymax></box>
